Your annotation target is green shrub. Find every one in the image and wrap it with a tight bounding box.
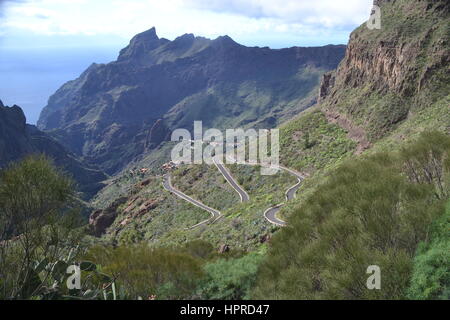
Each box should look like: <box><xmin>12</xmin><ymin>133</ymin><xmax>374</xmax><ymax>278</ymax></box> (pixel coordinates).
<box><xmin>407</xmin><ymin>200</ymin><xmax>450</xmax><ymax>300</ymax></box>
<box><xmin>0</xmin><ymin>155</ymin><xmax>85</xmax><ymax>299</ymax></box>
<box><xmin>85</xmin><ymin>244</ymin><xmax>204</xmax><ymax>300</ymax></box>
<box><xmin>253</xmin><ymin>132</ymin><xmax>449</xmax><ymax>300</ymax></box>
<box><xmin>196</xmin><ymin>253</ymin><xmax>263</xmax><ymax>300</ymax></box>
<box><xmin>182</xmin><ymin>240</ymin><xmax>216</xmax><ymax>260</ymax></box>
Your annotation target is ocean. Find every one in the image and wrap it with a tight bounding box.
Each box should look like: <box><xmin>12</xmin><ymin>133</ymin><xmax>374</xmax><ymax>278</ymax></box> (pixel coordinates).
<box><xmin>0</xmin><ymin>46</ymin><xmax>120</xmax><ymax>124</ymax></box>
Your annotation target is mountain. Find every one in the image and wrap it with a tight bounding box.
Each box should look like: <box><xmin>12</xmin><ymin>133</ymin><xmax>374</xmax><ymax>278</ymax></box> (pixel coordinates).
<box><xmin>37</xmin><ymin>28</ymin><xmax>346</xmax><ymax>174</ymax></box>
<box><xmin>318</xmin><ymin>0</ymin><xmax>449</xmax><ymax>142</ymax></box>
<box><xmin>89</xmin><ymin>0</ymin><xmax>450</xmax><ymax>250</ymax></box>
<box><xmin>0</xmin><ymin>100</ymin><xmax>107</xmax><ymax>199</ymax></box>
<box><xmin>277</xmin><ymin>0</ymin><xmax>449</xmax><ymax>176</ymax></box>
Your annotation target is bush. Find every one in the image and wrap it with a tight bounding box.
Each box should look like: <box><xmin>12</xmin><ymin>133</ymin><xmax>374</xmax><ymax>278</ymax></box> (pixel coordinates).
<box><xmin>182</xmin><ymin>240</ymin><xmax>216</xmax><ymax>261</ymax></box>
<box><xmin>0</xmin><ymin>155</ymin><xmax>85</xmax><ymax>299</ymax></box>
<box><xmin>407</xmin><ymin>200</ymin><xmax>450</xmax><ymax>300</ymax></box>
<box><xmin>400</xmin><ymin>131</ymin><xmax>450</xmax><ymax>200</ymax></box>
<box><xmin>196</xmin><ymin>253</ymin><xmax>263</xmax><ymax>300</ymax></box>
<box><xmin>253</xmin><ymin>132</ymin><xmax>449</xmax><ymax>300</ymax></box>
<box><xmin>85</xmin><ymin>244</ymin><xmax>204</xmax><ymax>300</ymax></box>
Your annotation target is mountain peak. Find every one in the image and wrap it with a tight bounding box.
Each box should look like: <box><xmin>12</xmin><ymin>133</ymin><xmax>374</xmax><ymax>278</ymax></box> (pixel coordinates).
<box><xmin>175</xmin><ymin>33</ymin><xmax>195</xmax><ymax>41</ymax></box>
<box><xmin>172</xmin><ymin>33</ymin><xmax>197</xmax><ymax>46</ymax></box>
<box><xmin>216</xmin><ymin>35</ymin><xmax>235</xmax><ymax>42</ymax></box>
<box><xmin>128</xmin><ymin>27</ymin><xmax>159</xmax><ymax>46</ymax></box>
<box><xmin>0</xmin><ymin>99</ymin><xmax>4</xmax><ymax>108</ymax></box>
<box><xmin>213</xmin><ymin>35</ymin><xmax>239</xmax><ymax>48</ymax></box>
<box><xmin>135</xmin><ymin>27</ymin><xmax>158</xmax><ymax>40</ymax></box>
<box><xmin>118</xmin><ymin>27</ymin><xmax>163</xmax><ymax>61</ymax></box>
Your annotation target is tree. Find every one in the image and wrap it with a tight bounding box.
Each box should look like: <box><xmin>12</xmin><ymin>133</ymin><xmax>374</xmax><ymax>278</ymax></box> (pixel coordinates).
<box><xmin>400</xmin><ymin>131</ymin><xmax>450</xmax><ymax>200</ymax></box>
<box><xmin>0</xmin><ymin>155</ymin><xmax>84</xmax><ymax>299</ymax></box>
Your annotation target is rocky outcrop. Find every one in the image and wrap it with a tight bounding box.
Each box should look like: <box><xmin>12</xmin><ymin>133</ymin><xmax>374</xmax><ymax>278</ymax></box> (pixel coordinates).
<box><xmin>37</xmin><ymin>28</ymin><xmax>346</xmax><ymax>174</ymax></box>
<box><xmin>118</xmin><ymin>27</ymin><xmax>169</xmax><ymax>64</ymax></box>
<box><xmin>92</xmin><ymin>196</ymin><xmax>161</xmax><ymax>236</ymax></box>
<box><xmin>319</xmin><ymin>0</ymin><xmax>450</xmax><ymax>140</ymax></box>
<box><xmin>0</xmin><ymin>101</ymin><xmax>34</xmax><ymax>164</ymax></box>
<box><xmin>218</xmin><ymin>244</ymin><xmax>230</xmax><ymax>254</ymax></box>
<box><xmin>318</xmin><ymin>72</ymin><xmax>336</xmax><ymax>103</ymax></box>
<box><xmin>89</xmin><ymin>197</ymin><xmax>128</xmax><ymax>236</ymax></box>
<box><xmin>139</xmin><ymin>178</ymin><xmax>152</xmax><ymax>188</ymax></box>
<box><xmin>137</xmin><ymin>199</ymin><xmax>159</xmax><ymax>216</ymax></box>
<box><xmin>260</xmin><ymin>234</ymin><xmax>272</xmax><ymax>244</ymax></box>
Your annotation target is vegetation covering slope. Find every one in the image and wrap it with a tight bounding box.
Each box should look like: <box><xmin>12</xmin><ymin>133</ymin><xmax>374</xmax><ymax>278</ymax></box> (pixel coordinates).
<box><xmin>252</xmin><ymin>0</ymin><xmax>450</xmax><ymax>300</ymax></box>
<box><xmin>253</xmin><ymin>132</ymin><xmax>449</xmax><ymax>300</ymax></box>
<box><xmin>88</xmin><ymin>160</ymin><xmax>297</xmax><ymax>251</ymax></box>
<box><xmin>2</xmin><ymin>0</ymin><xmax>448</xmax><ymax>301</ymax></box>
<box><xmin>407</xmin><ymin>199</ymin><xmax>450</xmax><ymax>300</ymax></box>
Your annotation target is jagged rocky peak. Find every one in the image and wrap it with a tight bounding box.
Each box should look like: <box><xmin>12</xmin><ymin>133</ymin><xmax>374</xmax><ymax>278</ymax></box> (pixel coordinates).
<box><xmin>175</xmin><ymin>33</ymin><xmax>195</xmax><ymax>42</ymax></box>
<box><xmin>131</xmin><ymin>27</ymin><xmax>159</xmax><ymax>44</ymax></box>
<box><xmin>213</xmin><ymin>35</ymin><xmax>239</xmax><ymax>47</ymax></box>
<box><xmin>37</xmin><ymin>26</ymin><xmax>347</xmax><ymax>174</ymax></box>
<box><xmin>118</xmin><ymin>27</ymin><xmax>168</xmax><ymax>61</ymax></box>
<box><xmin>0</xmin><ymin>102</ymin><xmax>27</xmax><ymax>131</ymax></box>
<box><xmin>169</xmin><ymin>33</ymin><xmax>203</xmax><ymax>49</ymax></box>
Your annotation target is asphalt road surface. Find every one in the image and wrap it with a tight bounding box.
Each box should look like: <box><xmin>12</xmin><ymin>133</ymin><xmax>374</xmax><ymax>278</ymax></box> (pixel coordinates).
<box><xmin>264</xmin><ymin>205</ymin><xmax>287</xmax><ymax>227</ymax></box>
<box><xmin>214</xmin><ymin>159</ymin><xmax>250</xmax><ymax>202</ymax></box>
<box><xmin>163</xmin><ymin>161</ymin><xmax>304</xmax><ymax>229</ymax></box>
<box><xmin>264</xmin><ymin>166</ymin><xmax>304</xmax><ymax>227</ymax></box>
<box><xmin>163</xmin><ymin>174</ymin><xmax>222</xmax><ymax>229</ymax></box>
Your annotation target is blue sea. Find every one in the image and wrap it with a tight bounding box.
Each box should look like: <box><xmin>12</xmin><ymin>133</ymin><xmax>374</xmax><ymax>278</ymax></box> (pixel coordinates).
<box><xmin>0</xmin><ymin>46</ymin><xmax>120</xmax><ymax>124</ymax></box>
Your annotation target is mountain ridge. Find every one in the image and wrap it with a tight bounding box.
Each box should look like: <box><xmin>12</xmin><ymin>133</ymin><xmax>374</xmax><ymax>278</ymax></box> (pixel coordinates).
<box><xmin>38</xmin><ymin>28</ymin><xmax>346</xmax><ymax>174</ymax></box>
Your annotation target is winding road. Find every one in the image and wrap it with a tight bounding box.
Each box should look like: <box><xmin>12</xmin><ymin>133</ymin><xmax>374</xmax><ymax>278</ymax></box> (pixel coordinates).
<box><xmin>163</xmin><ymin>174</ymin><xmax>222</xmax><ymax>230</ymax></box>
<box><xmin>281</xmin><ymin>166</ymin><xmax>304</xmax><ymax>202</ymax></box>
<box><xmin>263</xmin><ymin>166</ymin><xmax>304</xmax><ymax>227</ymax></box>
<box><xmin>214</xmin><ymin>158</ymin><xmax>250</xmax><ymax>202</ymax></box>
<box><xmin>264</xmin><ymin>205</ymin><xmax>286</xmax><ymax>227</ymax></box>
<box><xmin>163</xmin><ymin>161</ymin><xmax>304</xmax><ymax>229</ymax></box>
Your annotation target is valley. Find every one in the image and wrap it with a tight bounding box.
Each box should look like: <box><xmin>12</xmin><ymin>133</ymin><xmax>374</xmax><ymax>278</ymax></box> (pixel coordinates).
<box><xmin>0</xmin><ymin>0</ymin><xmax>448</xmax><ymax>301</ymax></box>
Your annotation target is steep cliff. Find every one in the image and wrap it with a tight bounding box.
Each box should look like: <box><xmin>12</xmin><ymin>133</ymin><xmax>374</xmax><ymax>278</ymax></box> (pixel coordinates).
<box><xmin>319</xmin><ymin>0</ymin><xmax>449</xmax><ymax>141</ymax></box>
<box><xmin>0</xmin><ymin>100</ymin><xmax>107</xmax><ymax>199</ymax></box>
<box><xmin>37</xmin><ymin>29</ymin><xmax>346</xmax><ymax>174</ymax></box>
<box><xmin>0</xmin><ymin>100</ymin><xmax>35</xmax><ymax>163</ymax></box>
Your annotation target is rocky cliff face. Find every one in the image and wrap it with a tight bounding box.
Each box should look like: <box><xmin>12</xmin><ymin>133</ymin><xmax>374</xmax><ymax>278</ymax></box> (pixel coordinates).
<box><xmin>0</xmin><ymin>100</ymin><xmax>35</xmax><ymax>163</ymax></box>
<box><xmin>0</xmin><ymin>100</ymin><xmax>107</xmax><ymax>199</ymax></box>
<box><xmin>319</xmin><ymin>0</ymin><xmax>449</xmax><ymax>140</ymax></box>
<box><xmin>38</xmin><ymin>29</ymin><xmax>346</xmax><ymax>174</ymax></box>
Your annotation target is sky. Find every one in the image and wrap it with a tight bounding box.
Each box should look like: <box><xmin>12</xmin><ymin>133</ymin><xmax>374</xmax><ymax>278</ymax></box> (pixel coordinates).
<box><xmin>0</xmin><ymin>0</ymin><xmax>374</xmax><ymax>123</ymax></box>
<box><xmin>0</xmin><ymin>0</ymin><xmax>375</xmax><ymax>48</ymax></box>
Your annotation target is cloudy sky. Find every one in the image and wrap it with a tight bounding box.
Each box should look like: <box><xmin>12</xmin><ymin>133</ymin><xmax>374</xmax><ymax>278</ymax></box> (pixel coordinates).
<box><xmin>0</xmin><ymin>0</ymin><xmax>374</xmax><ymax>48</ymax></box>
<box><xmin>0</xmin><ymin>0</ymin><xmax>374</xmax><ymax>124</ymax></box>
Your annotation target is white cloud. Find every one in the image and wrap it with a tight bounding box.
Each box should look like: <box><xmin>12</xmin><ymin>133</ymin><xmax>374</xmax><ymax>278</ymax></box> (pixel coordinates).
<box><xmin>181</xmin><ymin>0</ymin><xmax>372</xmax><ymax>27</ymax></box>
<box><xmin>0</xmin><ymin>0</ymin><xmax>374</xmax><ymax>47</ymax></box>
